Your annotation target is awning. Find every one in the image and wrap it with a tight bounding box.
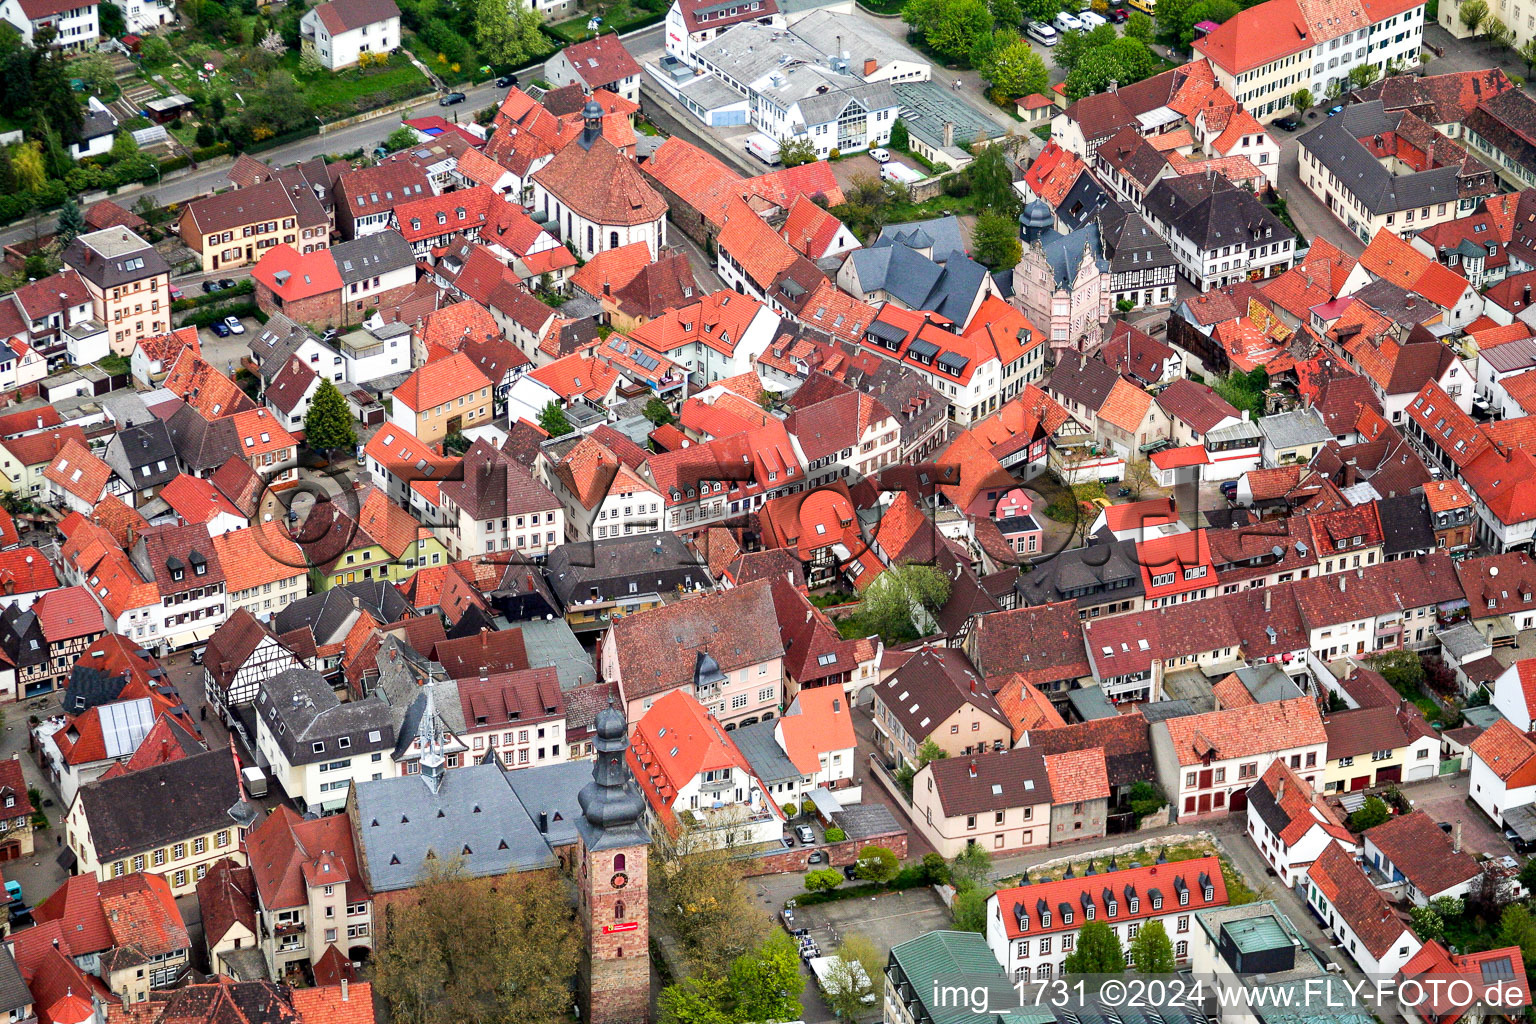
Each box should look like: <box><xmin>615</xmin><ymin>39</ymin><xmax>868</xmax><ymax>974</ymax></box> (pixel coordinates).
<box><xmin>55</xmin><ymin>846</ymin><xmax>76</xmax><ymax>871</ymax></box>
<box><xmin>806</xmin><ymin>786</ymin><xmax>842</xmax><ymax>821</ymax></box>
<box><xmin>1505</xmin><ymin>803</ymin><xmax>1536</xmax><ymax>842</ymax></box>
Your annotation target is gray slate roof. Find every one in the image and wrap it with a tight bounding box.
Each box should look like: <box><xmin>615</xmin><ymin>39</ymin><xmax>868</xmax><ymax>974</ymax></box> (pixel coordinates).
<box><xmin>0</xmin><ymin>947</ymin><xmax>30</xmax><ymax>1016</ymax></box>
<box><xmin>1259</xmin><ymin>408</ymin><xmax>1331</xmax><ymax>450</ymax></box>
<box><xmin>76</xmin><ymin>748</ymin><xmax>242</xmax><ymax>859</ymax></box>
<box><xmin>104</xmin><ymin>419</ymin><xmax>178</xmax><ymax>492</ymax></box>
<box><xmin>1143</xmin><ymin>174</ymin><xmax>1291</xmax><ymax>253</ymax></box>
<box><xmin>544</xmin><ymin>532</ymin><xmax>710</xmax><ymax>607</ymax></box>
<box><xmin>272</xmin><ymin>582</ymin><xmax>411</xmax><ymax>648</ymax></box>
<box><xmin>1037</xmin><ymin>221</ymin><xmax>1110</xmax><ymax>291</ymax></box>
<box><xmin>1298</xmin><ymin>101</ymin><xmax>1473</xmax><ymax>216</ymax></box>
<box><xmin>852</xmin><ymin>242</ymin><xmax>991</xmax><ymax>324</ymax></box>
<box><xmin>876</xmin><ymin>216</ymin><xmax>966</xmax><ymax>262</ymax></box>
<box><xmin>331</xmin><ymin>230</ymin><xmax>415</xmax><ymax>286</ymax></box>
<box><xmin>732</xmin><ymin>719</ymin><xmax>799</xmax><ymax>786</ymax></box>
<box><xmin>352</xmin><ymin>763</ymin><xmax>557</xmax><ymax>891</ymax></box>
<box><xmin>503</xmin><ymin>759</ymin><xmax>593</xmax><ymax>848</ymax></box>
<box><xmin>255</xmin><ymin>668</ymin><xmax>395</xmax><ymax>766</ymax></box>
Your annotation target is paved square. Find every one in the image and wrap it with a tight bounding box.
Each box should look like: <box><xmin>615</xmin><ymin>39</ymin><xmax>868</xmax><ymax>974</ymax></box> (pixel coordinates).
<box><xmin>790</xmin><ymin>886</ymin><xmax>953</xmax><ymax>961</ymax></box>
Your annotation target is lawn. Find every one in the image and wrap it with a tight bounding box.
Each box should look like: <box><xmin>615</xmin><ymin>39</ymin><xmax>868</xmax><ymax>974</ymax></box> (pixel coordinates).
<box><xmin>545</xmin><ymin>0</ymin><xmax>666</xmax><ymax>42</ymax></box>
<box><xmin>280</xmin><ymin>52</ymin><xmax>432</xmax><ymax>117</ymax></box>
<box><xmin>402</xmin><ymin>32</ymin><xmax>479</xmax><ymax>86</ymax></box>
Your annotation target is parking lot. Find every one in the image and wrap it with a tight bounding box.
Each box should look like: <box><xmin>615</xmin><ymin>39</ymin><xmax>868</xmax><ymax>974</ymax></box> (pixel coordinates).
<box><xmin>787</xmin><ymin>885</ymin><xmax>953</xmax><ymax>964</ymax></box>
<box><xmin>196</xmin><ymin>315</ymin><xmax>259</xmax><ymax>376</ymax></box>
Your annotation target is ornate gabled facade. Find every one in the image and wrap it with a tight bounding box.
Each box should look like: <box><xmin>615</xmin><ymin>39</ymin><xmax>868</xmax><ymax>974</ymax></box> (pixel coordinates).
<box><xmin>1013</xmin><ymin>202</ymin><xmax>1113</xmax><ymax>360</ymax></box>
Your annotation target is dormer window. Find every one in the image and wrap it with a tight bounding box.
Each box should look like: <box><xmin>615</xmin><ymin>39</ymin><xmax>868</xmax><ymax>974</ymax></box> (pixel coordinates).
<box><xmin>1179</xmin><ymin>889</ymin><xmax>1189</xmax><ymax>906</ymax></box>
<box><xmin>1063</xmin><ymin>909</ymin><xmax>1074</xmax><ymax>925</ymax></box>
<box><xmin>1107</xmin><ymin>900</ymin><xmax>1117</xmax><ymax>917</ymax></box>
<box><xmin>1085</xmin><ymin>905</ymin><xmax>1095</xmax><ymax>920</ymax></box>
<box><xmin>1129</xmin><ymin>897</ymin><xmax>1139</xmax><ymax>913</ymax></box>
<box><xmin>1152</xmin><ymin>895</ymin><xmax>1162</xmax><ymax>910</ymax></box>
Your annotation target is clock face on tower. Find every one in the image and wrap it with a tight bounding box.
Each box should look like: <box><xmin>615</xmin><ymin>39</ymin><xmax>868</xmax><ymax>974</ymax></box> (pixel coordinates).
<box><xmin>611</xmin><ymin>872</ymin><xmax>629</xmax><ymax>890</ymax></box>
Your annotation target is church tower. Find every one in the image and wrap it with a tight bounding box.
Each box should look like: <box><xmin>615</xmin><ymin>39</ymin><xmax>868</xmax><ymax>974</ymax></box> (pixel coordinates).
<box><xmin>575</xmin><ymin>702</ymin><xmax>651</xmax><ymax>1024</ymax></box>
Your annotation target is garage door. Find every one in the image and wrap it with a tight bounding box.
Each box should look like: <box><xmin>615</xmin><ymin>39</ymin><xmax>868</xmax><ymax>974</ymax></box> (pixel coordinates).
<box><xmin>1376</xmin><ymin>765</ymin><xmax>1402</xmax><ymax>784</ymax></box>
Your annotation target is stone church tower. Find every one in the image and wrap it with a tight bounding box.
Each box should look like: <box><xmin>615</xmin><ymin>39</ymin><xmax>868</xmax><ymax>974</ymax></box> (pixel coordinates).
<box><xmin>575</xmin><ymin>703</ymin><xmax>651</xmax><ymax>1024</ymax></box>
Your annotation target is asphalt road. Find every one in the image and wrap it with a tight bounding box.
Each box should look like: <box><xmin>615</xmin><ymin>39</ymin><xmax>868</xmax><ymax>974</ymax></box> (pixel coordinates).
<box><xmin>0</xmin><ymin>26</ymin><xmax>669</xmax><ymax>250</ymax></box>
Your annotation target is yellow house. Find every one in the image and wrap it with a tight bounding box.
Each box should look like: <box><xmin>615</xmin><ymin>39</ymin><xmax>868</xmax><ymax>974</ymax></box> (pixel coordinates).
<box><xmin>66</xmin><ymin>749</ymin><xmax>249</xmax><ymax>898</ymax></box>
<box><xmin>1320</xmin><ymin>704</ymin><xmax>1439</xmax><ymax>794</ymax></box>
<box><xmin>177</xmin><ymin>180</ymin><xmax>330</xmax><ymax>273</ymax></box>
<box><xmin>314</xmin><ymin>487</ymin><xmax>450</xmax><ymax>591</ymax></box>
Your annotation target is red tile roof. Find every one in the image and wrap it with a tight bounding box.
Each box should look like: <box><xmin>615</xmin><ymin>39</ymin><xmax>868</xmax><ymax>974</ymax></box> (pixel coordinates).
<box><xmin>251</xmin><ymin>244</ymin><xmax>342</xmax><ymax>302</ymax></box>
<box><xmin>394</xmin><ymin>350</ymin><xmax>493</xmax><ymax>412</ymax></box>
<box><xmin>1470</xmin><ymin>718</ymin><xmax>1536</xmax><ymax>785</ymax></box>
<box><xmin>532</xmin><ymin>135</ymin><xmax>666</xmax><ymax>227</ymax></box>
<box><xmin>558</xmin><ymin>33</ymin><xmax>642</xmax><ymax>88</ymax></box>
<box><xmin>1162</xmin><ymin>695</ymin><xmax>1325</xmax><ymax>766</ymax></box>
<box><xmin>994</xmin><ymin>854</ymin><xmax>1228</xmax><ymax>939</ymax></box>
<box><xmin>1308</xmin><ymin>842</ymin><xmax>1414</xmax><ymax>958</ymax></box>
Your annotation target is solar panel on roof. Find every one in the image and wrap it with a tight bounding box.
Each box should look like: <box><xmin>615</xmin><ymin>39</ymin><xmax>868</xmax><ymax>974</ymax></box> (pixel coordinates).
<box><xmin>1482</xmin><ymin>956</ymin><xmax>1516</xmax><ymax>982</ymax></box>
<box><xmin>632</xmin><ymin>352</ymin><xmax>659</xmax><ymax>371</ymax></box>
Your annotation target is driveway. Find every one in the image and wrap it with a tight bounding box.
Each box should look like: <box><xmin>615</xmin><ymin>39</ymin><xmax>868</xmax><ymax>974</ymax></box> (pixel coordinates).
<box><xmin>849</xmin><ymin>704</ymin><xmax>937</xmax><ymax>861</ymax></box>
<box><xmin>198</xmin><ymin>317</ymin><xmax>257</xmax><ymax>377</ymax></box>
<box><xmin>1398</xmin><ymin>773</ymin><xmax>1509</xmax><ymax>859</ymax></box>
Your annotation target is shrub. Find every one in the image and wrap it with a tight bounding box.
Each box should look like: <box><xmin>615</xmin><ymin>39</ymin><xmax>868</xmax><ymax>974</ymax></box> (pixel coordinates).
<box><xmin>781</xmin><ymin>801</ymin><xmax>798</xmax><ymax>818</ymax></box>
<box><xmin>804</xmin><ymin>868</ymin><xmax>843</xmax><ymax>893</ymax></box>
<box><xmin>823</xmin><ymin>827</ymin><xmax>847</xmax><ymax>842</ymax></box>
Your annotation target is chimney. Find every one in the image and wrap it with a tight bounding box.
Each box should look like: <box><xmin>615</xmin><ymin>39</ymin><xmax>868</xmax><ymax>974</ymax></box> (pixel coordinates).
<box><xmin>943</xmin><ymin>121</ymin><xmax>955</xmax><ymax>148</ymax></box>
<box><xmin>1454</xmin><ymin>821</ymin><xmax>1462</xmax><ymax>854</ymax></box>
<box><xmin>1108</xmin><ymin>80</ymin><xmax>1118</xmax><ymax>92</ymax></box>
<box><xmin>341</xmin><ymin>980</ymin><xmax>349</xmax><ymax>1002</ymax></box>
<box><xmin>1338</xmin><ymin>577</ymin><xmax>1346</xmax><ymax>592</ymax></box>
<box><xmin>1525</xmin><ymin>284</ymin><xmax>1532</xmax><ymax>307</ymax></box>
<box><xmin>968</xmin><ymin>759</ymin><xmax>978</xmax><ymax>778</ymax></box>
<box><xmin>864</xmin><ymin>57</ymin><xmax>877</xmax><ymax>76</ymax></box>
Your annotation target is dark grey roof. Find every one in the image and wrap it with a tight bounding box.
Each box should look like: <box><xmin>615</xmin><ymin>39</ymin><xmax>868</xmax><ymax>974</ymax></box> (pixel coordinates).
<box><xmin>63</xmin><ymin>665</ymin><xmax>130</xmax><ymax>714</ymax></box>
<box><xmin>352</xmin><ymin>763</ymin><xmax>557</xmax><ymax>891</ymax></box>
<box><xmin>272</xmin><ymin>582</ymin><xmax>411</xmax><ymax>647</ymax></box>
<box><xmin>830</xmin><ymin>802</ymin><xmax>901</xmax><ymax>840</ymax></box>
<box><xmin>1298</xmin><ymin>101</ymin><xmax>1475</xmax><ymax>216</ymax></box>
<box><xmin>62</xmin><ymin>229</ymin><xmax>170</xmax><ymax>288</ymax></box>
<box><xmin>1056</xmin><ymin>173</ymin><xmax>1110</xmax><ymax>232</ymax></box>
<box><xmin>1377</xmin><ymin>493</ymin><xmax>1436</xmax><ymax>557</ymax></box>
<box><xmin>1098</xmin><ymin>202</ymin><xmax>1177</xmax><ymax>275</ymax></box>
<box><xmin>732</xmin><ymin>720</ymin><xmax>799</xmax><ymax>785</ymax></box>
<box><xmin>503</xmin><ymin>759</ymin><xmax>593</xmax><ymax>848</ymax></box>
<box><xmin>1246</xmin><ymin>771</ymin><xmax>1292</xmax><ymax>840</ymax></box>
<box><xmin>164</xmin><ymin>404</ymin><xmax>242</xmax><ymax>473</ymax></box>
<box><xmin>1259</xmin><ymin>408</ymin><xmax>1331</xmax><ymax>450</ymax></box>
<box><xmin>1354</xmin><ymin>278</ymin><xmax>1444</xmax><ymax>329</ymax></box>
<box><xmin>1143</xmin><ymin>174</ymin><xmax>1291</xmax><ymax>253</ymax></box>
<box><xmin>79</xmin><ymin>107</ymin><xmax>118</xmax><ymax>142</ymax></box>
<box><xmin>516</xmin><ymin>618</ymin><xmax>597</xmax><ymax>691</ymax></box>
<box><xmin>1066</xmin><ymin>684</ymin><xmax>1118</xmax><ymax>721</ymax></box>
<box><xmin>1037</xmin><ymin>221</ymin><xmax>1110</xmax><ymax>291</ymax></box>
<box><xmin>0</xmin><ymin>946</ymin><xmax>30</xmax><ymax>1015</ymax></box>
<box><xmin>544</xmin><ymin>533</ymin><xmax>710</xmax><ymax>607</ymax></box>
<box><xmin>247</xmin><ymin>313</ymin><xmax>331</xmax><ymax>382</ymax></box>
<box><xmin>331</xmin><ymin>230</ymin><xmax>415</xmax><ymax>286</ymax></box>
<box><xmin>1017</xmin><ymin>537</ymin><xmax>1145</xmax><ymax>611</ymax></box>
<box><xmin>875</xmin><ymin>216</ymin><xmax>966</xmax><ymax>262</ymax></box>
<box><xmin>256</xmin><ymin>667</ymin><xmax>395</xmax><ymax>765</ymax></box>
<box><xmin>104</xmin><ymin>419</ymin><xmax>178</xmax><ymax>491</ymax></box>
<box><xmin>76</xmin><ymin>748</ymin><xmax>242</xmax><ymax>859</ymax></box>
<box><xmin>1043</xmin><ymin>354</ymin><xmax>1124</xmax><ymax>413</ymax></box>
<box><xmin>852</xmin><ymin>241</ymin><xmax>991</xmax><ymax>324</ymax></box>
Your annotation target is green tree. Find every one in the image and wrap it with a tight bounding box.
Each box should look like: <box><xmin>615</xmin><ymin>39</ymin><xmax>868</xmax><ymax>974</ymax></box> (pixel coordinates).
<box><xmin>384</xmin><ymin>127</ymin><xmax>418</xmax><ymax>151</ymax></box>
<box><xmin>140</xmin><ymin>35</ymin><xmax>173</xmax><ymax>65</ymax></box>
<box><xmin>890</xmin><ymin>118</ymin><xmax>910</xmax><ymax>150</ymax></box>
<box><xmin>304</xmin><ymin>378</ymin><xmax>358</xmax><ymax>452</ymax></box>
<box><xmin>29</xmin><ymin>28</ymin><xmax>83</xmax><ymax>142</ymax></box>
<box><xmin>951</xmin><ymin>842</ymin><xmax>993</xmax><ymax>890</ymax></box>
<box><xmin>55</xmin><ymin>197</ymin><xmax>84</xmax><ymax>244</ymax></box>
<box><xmin>1021</xmin><ymin>0</ymin><xmax>1061</xmax><ymax>22</ymax></box>
<box><xmin>972</xmin><ymin>211</ymin><xmax>1023</xmax><ymax>271</ymax></box>
<box><xmin>640</xmin><ymin>398</ymin><xmax>674</xmax><ymax>426</ymax></box>
<box><xmin>1410</xmin><ymin>904</ymin><xmax>1445</xmax><ymax>941</ymax></box>
<box><xmin>1292</xmin><ymin>87</ymin><xmax>1314</xmax><ymax>114</ymax></box>
<box><xmin>992</xmin><ymin>0</ymin><xmax>1022</xmax><ymax>25</ymax></box>
<box><xmin>854</xmin><ymin>845</ymin><xmax>900</xmax><ymax>883</ymax></box>
<box><xmin>927</xmin><ymin>0</ymin><xmax>997</xmax><ymax>63</ymax></box>
<box><xmin>538</xmin><ymin>401</ymin><xmax>573</xmax><ymax>438</ymax></box>
<box><xmin>980</xmin><ymin>36</ymin><xmax>1049</xmax><ymax>101</ymax></box>
<box><xmin>1177</xmin><ymin>0</ymin><xmax>1238</xmax><ymax>43</ymax></box>
<box><xmin>953</xmin><ymin>885</ymin><xmax>994</xmax><ymax>931</ymax></box>
<box><xmin>12</xmin><ymin>141</ymin><xmax>44</xmax><ymax>194</ymax></box>
<box><xmin>1064</xmin><ymin>37</ymin><xmax>1159</xmax><ymax>99</ymax></box>
<box><xmin>861</xmin><ymin>561</ymin><xmax>952</xmax><ymax>641</ymax></box>
<box><xmin>1128</xmin><ymin>780</ymin><xmax>1167</xmax><ymax>821</ymax></box>
<box><xmin>659</xmin><ymin>978</ymin><xmax>732</xmax><ymax>1024</ymax></box>
<box><xmin>1152</xmin><ymin>0</ymin><xmax>1192</xmax><ymax>41</ymax></box>
<box><xmin>1484</xmin><ymin>14</ymin><xmax>1513</xmax><ymax>45</ymax></box>
<box><xmin>1498</xmin><ymin>904</ymin><xmax>1536</xmax><ymax>970</ymax></box>
<box><xmin>653</xmin><ymin>833</ymin><xmax>769</xmax><ymax>976</ymax></box>
<box><xmin>778</xmin><ymin>137</ymin><xmax>816</xmax><ymax>167</ymax></box>
<box><xmin>1459</xmin><ymin>0</ymin><xmax>1488</xmax><ymax>33</ymax></box>
<box><xmin>966</xmin><ymin>141</ymin><xmax>1020</xmax><ymax>216</ymax></box>
<box><xmin>917</xmin><ymin>738</ymin><xmax>948</xmax><ymax>766</ymax></box>
<box><xmin>99</xmin><ymin>0</ymin><xmax>126</xmax><ymax>36</ymax></box>
<box><xmin>1053</xmin><ymin>28</ymin><xmax>1091</xmax><ymax>71</ymax></box>
<box><xmin>1065</xmin><ymin>920</ymin><xmax>1126</xmax><ymax>974</ymax></box>
<box><xmin>110</xmin><ymin>130</ymin><xmax>140</xmax><ymax>163</ymax></box>
<box><xmin>1130</xmin><ymin>920</ymin><xmax>1177</xmax><ymax>973</ymax></box>
<box><xmin>823</xmin><ymin>935</ymin><xmax>882</xmax><ymax>1020</ymax></box>
<box><xmin>1125</xmin><ymin>10</ymin><xmax>1154</xmax><ymax>41</ymax></box>
<box><xmin>804</xmin><ymin>868</ymin><xmax>842</xmax><ymax>892</ymax></box>
<box><xmin>1369</xmin><ymin>649</ymin><xmax>1425</xmax><ymax>697</ymax></box>
<box><xmin>1347</xmin><ymin>795</ymin><xmax>1391</xmax><ymax>832</ymax></box>
<box><xmin>728</xmin><ymin>934</ymin><xmax>804</xmax><ymax>1023</ymax></box>
<box><xmin>1348</xmin><ymin>62</ymin><xmax>1382</xmax><ymax>88</ymax></box>
<box><xmin>474</xmin><ymin>0</ymin><xmax>544</xmax><ymax>68</ymax></box>
<box><xmin>73</xmin><ymin>52</ymin><xmax>117</xmax><ymax>96</ymax></box>
<box><xmin>1520</xmin><ymin>37</ymin><xmax>1536</xmax><ymax>76</ymax></box>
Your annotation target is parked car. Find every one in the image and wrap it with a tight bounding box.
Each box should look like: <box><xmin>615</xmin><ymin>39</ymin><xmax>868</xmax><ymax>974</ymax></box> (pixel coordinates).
<box><xmin>211</xmin><ymin>321</ymin><xmax>231</xmax><ymax>337</ymax></box>
<box><xmin>783</xmin><ymin>830</ymin><xmax>798</xmax><ymax>847</ymax></box>
<box><xmin>223</xmin><ymin>316</ymin><xmax>246</xmax><ymax>335</ymax></box>
<box><xmin>1079</xmin><ymin>10</ymin><xmax>1108</xmax><ymax>26</ymax></box>
<box><xmin>1053</xmin><ymin>10</ymin><xmax>1083</xmax><ymax>30</ymax></box>
<box><xmin>1327</xmin><ymin>104</ymin><xmax>1344</xmax><ymax>116</ymax></box>
<box><xmin>201</xmin><ymin>280</ymin><xmax>223</xmax><ymax>294</ymax></box>
<box><xmin>1107</xmin><ymin>8</ymin><xmax>1129</xmax><ymax>20</ymax></box>
<box><xmin>795</xmin><ymin>824</ymin><xmax>815</xmax><ymax>844</ymax></box>
<box><xmin>1274</xmin><ymin>116</ymin><xmax>1301</xmax><ymax>131</ymax></box>
<box><xmin>1220</xmin><ymin>480</ymin><xmax>1239</xmax><ymax>500</ymax></box>
<box><xmin>495</xmin><ymin>73</ymin><xmax>518</xmax><ymax>87</ymax></box>
<box><xmin>842</xmin><ymin>864</ymin><xmax>858</xmax><ymax>880</ymax></box>
<box><xmin>869</xmin><ymin>147</ymin><xmax>891</xmax><ymax>163</ymax></box>
<box><xmin>218</xmin><ymin>278</ymin><xmax>236</xmax><ymax>290</ymax></box>
<box><xmin>439</xmin><ymin>91</ymin><xmax>467</xmax><ymax>106</ymax></box>
<box><xmin>807</xmin><ymin>851</ymin><xmax>825</xmax><ymax>865</ymax></box>
<box><xmin>169</xmin><ymin>285</ymin><xmax>184</xmax><ymax>301</ymax></box>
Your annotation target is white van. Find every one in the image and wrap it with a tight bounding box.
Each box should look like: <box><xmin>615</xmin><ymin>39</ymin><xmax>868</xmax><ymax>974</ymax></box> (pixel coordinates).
<box><xmin>1026</xmin><ymin>19</ymin><xmax>1059</xmax><ymax>43</ymax></box>
<box><xmin>744</xmin><ymin>132</ymin><xmax>781</xmax><ymax>164</ymax></box>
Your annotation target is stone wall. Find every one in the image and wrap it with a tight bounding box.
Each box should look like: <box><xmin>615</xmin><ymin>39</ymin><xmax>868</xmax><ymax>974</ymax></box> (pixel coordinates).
<box><xmin>741</xmin><ymin>827</ymin><xmax>909</xmax><ymax>877</ymax></box>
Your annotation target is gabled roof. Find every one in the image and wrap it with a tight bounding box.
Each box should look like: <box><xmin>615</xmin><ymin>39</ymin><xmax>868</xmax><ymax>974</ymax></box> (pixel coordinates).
<box><xmin>1307</xmin><ymin>842</ymin><xmax>1414</xmax><ymax>958</ymax></box>
<box><xmin>1470</xmin><ymin>717</ymin><xmax>1536</xmax><ymax>786</ymax></box>
<box><xmin>1161</xmin><ymin>695</ymin><xmax>1325</xmax><ymax>766</ymax></box>
<box><xmin>1364</xmin><ymin>810</ymin><xmax>1480</xmax><ymax>896</ymax></box>
<box><xmin>557</xmin><ymin>33</ymin><xmax>642</xmax><ymax>88</ymax></box>
<box><xmin>1249</xmin><ymin>759</ymin><xmax>1353</xmax><ymax>848</ymax></box>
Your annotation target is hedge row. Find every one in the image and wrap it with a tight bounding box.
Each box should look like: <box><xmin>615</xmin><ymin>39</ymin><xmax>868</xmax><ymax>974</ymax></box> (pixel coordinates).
<box><xmin>178</xmin><ymin>300</ymin><xmax>259</xmax><ymax>328</ymax></box>
<box><xmin>171</xmin><ymin>279</ymin><xmax>254</xmax><ymax>312</ymax></box>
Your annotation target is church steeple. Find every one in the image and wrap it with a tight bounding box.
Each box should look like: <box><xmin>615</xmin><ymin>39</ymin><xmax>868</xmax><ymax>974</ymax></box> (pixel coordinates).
<box><xmin>579</xmin><ymin>99</ymin><xmax>604</xmax><ymax>151</ymax></box>
<box><xmin>578</xmin><ymin>700</ymin><xmax>645</xmax><ymax>832</ymax></box>
<box><xmin>418</xmin><ymin>680</ymin><xmax>446</xmax><ymax>793</ymax></box>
